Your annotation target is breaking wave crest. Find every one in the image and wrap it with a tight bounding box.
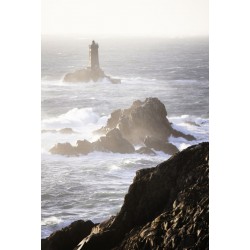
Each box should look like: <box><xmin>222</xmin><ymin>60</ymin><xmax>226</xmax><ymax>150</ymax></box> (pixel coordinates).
<box><xmin>41</xmin><ymin>108</ymin><xmax>108</xmax><ymax>151</ymax></box>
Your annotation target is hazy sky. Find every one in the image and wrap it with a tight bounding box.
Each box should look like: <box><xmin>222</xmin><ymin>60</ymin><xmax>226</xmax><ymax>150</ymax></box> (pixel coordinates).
<box><xmin>42</xmin><ymin>0</ymin><xmax>208</xmax><ymax>37</ymax></box>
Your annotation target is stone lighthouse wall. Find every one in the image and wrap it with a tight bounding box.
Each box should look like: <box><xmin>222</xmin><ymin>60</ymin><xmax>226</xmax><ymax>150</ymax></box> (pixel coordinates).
<box><xmin>89</xmin><ymin>41</ymin><xmax>100</xmax><ymax>70</ymax></box>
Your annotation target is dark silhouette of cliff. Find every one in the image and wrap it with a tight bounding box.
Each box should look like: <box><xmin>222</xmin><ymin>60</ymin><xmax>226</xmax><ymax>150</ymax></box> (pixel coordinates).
<box><xmin>42</xmin><ymin>142</ymin><xmax>209</xmax><ymax>250</ymax></box>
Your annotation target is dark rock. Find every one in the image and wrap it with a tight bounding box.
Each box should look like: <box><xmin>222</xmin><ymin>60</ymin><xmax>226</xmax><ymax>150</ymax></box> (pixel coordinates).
<box><xmin>136</xmin><ymin>146</ymin><xmax>156</xmax><ymax>156</ymax></box>
<box><xmin>73</xmin><ymin>142</ymin><xmax>209</xmax><ymax>250</ymax></box>
<box><xmin>49</xmin><ymin>129</ymin><xmax>134</xmax><ymax>155</ymax></box>
<box><xmin>76</xmin><ymin>140</ymin><xmax>93</xmax><ymax>155</ymax></box>
<box><xmin>98</xmin><ymin>97</ymin><xmax>195</xmax><ymax>144</ymax></box>
<box><xmin>41</xmin><ymin>220</ymin><xmax>95</xmax><ymax>250</ymax></box>
<box><xmin>49</xmin><ymin>142</ymin><xmax>77</xmax><ymax>156</ymax></box>
<box><xmin>49</xmin><ymin>98</ymin><xmax>196</xmax><ymax>156</ymax></box>
<box><xmin>75</xmin><ymin>230</ymin><xmax>121</xmax><ymax>250</ymax></box>
<box><xmin>94</xmin><ymin>128</ymin><xmax>135</xmax><ymax>154</ymax></box>
<box><xmin>106</xmin><ymin>109</ymin><xmax>122</xmax><ymax>130</ymax></box>
<box><xmin>171</xmin><ymin>127</ymin><xmax>196</xmax><ymax>141</ymax></box>
<box><xmin>144</xmin><ymin>136</ymin><xmax>179</xmax><ymax>155</ymax></box>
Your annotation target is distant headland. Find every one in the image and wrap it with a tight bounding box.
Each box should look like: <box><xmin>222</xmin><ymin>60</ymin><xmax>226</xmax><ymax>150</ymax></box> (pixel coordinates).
<box><xmin>63</xmin><ymin>40</ymin><xmax>121</xmax><ymax>84</ymax></box>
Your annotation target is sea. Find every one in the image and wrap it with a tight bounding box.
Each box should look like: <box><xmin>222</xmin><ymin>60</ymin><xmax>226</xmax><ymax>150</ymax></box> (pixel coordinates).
<box><xmin>41</xmin><ymin>36</ymin><xmax>209</xmax><ymax>238</ymax></box>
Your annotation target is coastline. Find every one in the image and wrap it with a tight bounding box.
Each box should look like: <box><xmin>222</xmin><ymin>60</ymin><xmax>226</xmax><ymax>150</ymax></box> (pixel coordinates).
<box><xmin>42</xmin><ymin>142</ymin><xmax>209</xmax><ymax>250</ymax></box>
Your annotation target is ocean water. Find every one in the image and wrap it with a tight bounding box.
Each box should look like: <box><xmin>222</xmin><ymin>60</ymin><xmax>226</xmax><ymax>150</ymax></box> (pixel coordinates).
<box><xmin>41</xmin><ymin>37</ymin><xmax>209</xmax><ymax>238</ymax></box>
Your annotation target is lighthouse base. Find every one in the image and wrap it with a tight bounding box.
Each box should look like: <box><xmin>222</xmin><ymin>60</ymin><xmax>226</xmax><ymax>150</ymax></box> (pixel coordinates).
<box><xmin>63</xmin><ymin>68</ymin><xmax>121</xmax><ymax>84</ymax></box>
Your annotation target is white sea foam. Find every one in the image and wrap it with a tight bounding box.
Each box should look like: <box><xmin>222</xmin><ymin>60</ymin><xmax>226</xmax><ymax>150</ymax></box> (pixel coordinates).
<box><xmin>42</xmin><ymin>108</ymin><xmax>101</xmax><ymax>130</ymax></box>
<box><xmin>168</xmin><ymin>115</ymin><xmax>209</xmax><ymax>150</ymax></box>
<box><xmin>41</xmin><ymin>108</ymin><xmax>108</xmax><ymax>151</ymax></box>
<box><xmin>41</xmin><ymin>216</ymin><xmax>62</xmax><ymax>226</ymax></box>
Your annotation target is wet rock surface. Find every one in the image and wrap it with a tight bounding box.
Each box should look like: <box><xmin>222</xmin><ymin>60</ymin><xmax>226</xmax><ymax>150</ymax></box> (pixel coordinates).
<box><xmin>49</xmin><ymin>128</ymin><xmax>135</xmax><ymax>155</ymax></box>
<box><xmin>41</xmin><ymin>220</ymin><xmax>95</xmax><ymax>250</ymax></box>
<box><xmin>44</xmin><ymin>142</ymin><xmax>208</xmax><ymax>249</ymax></box>
<box><xmin>144</xmin><ymin>136</ymin><xmax>179</xmax><ymax>155</ymax></box>
<box><xmin>94</xmin><ymin>128</ymin><xmax>135</xmax><ymax>154</ymax></box>
<box><xmin>97</xmin><ymin>97</ymin><xmax>195</xmax><ymax>144</ymax></box>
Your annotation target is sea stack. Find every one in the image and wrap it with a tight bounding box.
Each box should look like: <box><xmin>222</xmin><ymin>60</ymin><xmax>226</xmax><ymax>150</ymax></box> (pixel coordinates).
<box><xmin>63</xmin><ymin>40</ymin><xmax>121</xmax><ymax>84</ymax></box>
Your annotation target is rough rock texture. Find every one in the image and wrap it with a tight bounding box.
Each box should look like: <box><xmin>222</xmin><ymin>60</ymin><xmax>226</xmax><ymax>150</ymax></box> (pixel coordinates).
<box><xmin>49</xmin><ymin>128</ymin><xmax>135</xmax><ymax>155</ymax></box>
<box><xmin>75</xmin><ymin>140</ymin><xmax>94</xmax><ymax>155</ymax></box>
<box><xmin>49</xmin><ymin>98</ymin><xmax>196</xmax><ymax>156</ymax></box>
<box><xmin>63</xmin><ymin>68</ymin><xmax>120</xmax><ymax>84</ymax></box>
<box><xmin>144</xmin><ymin>136</ymin><xmax>179</xmax><ymax>155</ymax></box>
<box><xmin>97</xmin><ymin>97</ymin><xmax>195</xmax><ymax>144</ymax></box>
<box><xmin>93</xmin><ymin>128</ymin><xmax>135</xmax><ymax>154</ymax></box>
<box><xmin>41</xmin><ymin>220</ymin><xmax>95</xmax><ymax>250</ymax></box>
<box><xmin>73</xmin><ymin>142</ymin><xmax>209</xmax><ymax>250</ymax></box>
<box><xmin>50</xmin><ymin>142</ymin><xmax>77</xmax><ymax>156</ymax></box>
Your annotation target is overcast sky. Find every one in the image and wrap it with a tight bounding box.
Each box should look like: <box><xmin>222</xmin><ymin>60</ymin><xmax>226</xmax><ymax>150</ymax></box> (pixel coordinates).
<box><xmin>42</xmin><ymin>0</ymin><xmax>208</xmax><ymax>38</ymax></box>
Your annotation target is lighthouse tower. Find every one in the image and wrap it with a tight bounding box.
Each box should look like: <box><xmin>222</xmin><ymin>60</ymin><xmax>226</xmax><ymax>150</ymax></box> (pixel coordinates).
<box><xmin>89</xmin><ymin>40</ymin><xmax>100</xmax><ymax>70</ymax></box>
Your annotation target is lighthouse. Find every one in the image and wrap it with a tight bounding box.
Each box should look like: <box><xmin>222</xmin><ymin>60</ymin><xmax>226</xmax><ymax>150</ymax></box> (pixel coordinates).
<box><xmin>64</xmin><ymin>40</ymin><xmax>120</xmax><ymax>83</ymax></box>
<box><xmin>89</xmin><ymin>40</ymin><xmax>100</xmax><ymax>70</ymax></box>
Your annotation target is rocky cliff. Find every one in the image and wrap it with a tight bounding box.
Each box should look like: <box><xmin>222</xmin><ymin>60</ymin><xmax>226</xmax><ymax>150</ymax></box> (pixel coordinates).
<box><xmin>42</xmin><ymin>142</ymin><xmax>209</xmax><ymax>250</ymax></box>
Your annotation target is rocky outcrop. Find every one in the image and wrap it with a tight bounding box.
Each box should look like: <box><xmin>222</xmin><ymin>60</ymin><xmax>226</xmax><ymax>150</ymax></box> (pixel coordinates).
<box><xmin>50</xmin><ymin>142</ymin><xmax>77</xmax><ymax>156</ymax></box>
<box><xmin>49</xmin><ymin>98</ymin><xmax>196</xmax><ymax>156</ymax></box>
<box><xmin>93</xmin><ymin>128</ymin><xmax>135</xmax><ymax>154</ymax></box>
<box><xmin>63</xmin><ymin>68</ymin><xmax>121</xmax><ymax>84</ymax></box>
<box><xmin>41</xmin><ymin>220</ymin><xmax>95</xmax><ymax>250</ymax></box>
<box><xmin>75</xmin><ymin>140</ymin><xmax>93</xmax><ymax>155</ymax></box>
<box><xmin>144</xmin><ymin>136</ymin><xmax>179</xmax><ymax>155</ymax></box>
<box><xmin>50</xmin><ymin>128</ymin><xmax>135</xmax><ymax>155</ymax></box>
<box><xmin>97</xmin><ymin>97</ymin><xmax>195</xmax><ymax>144</ymax></box>
<box><xmin>68</xmin><ymin>142</ymin><xmax>209</xmax><ymax>250</ymax></box>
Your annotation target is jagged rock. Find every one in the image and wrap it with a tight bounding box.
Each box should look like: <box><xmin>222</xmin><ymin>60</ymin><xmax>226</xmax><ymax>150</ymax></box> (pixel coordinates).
<box><xmin>97</xmin><ymin>97</ymin><xmax>195</xmax><ymax>144</ymax></box>
<box><xmin>171</xmin><ymin>127</ymin><xmax>196</xmax><ymax>141</ymax></box>
<box><xmin>72</xmin><ymin>142</ymin><xmax>209</xmax><ymax>250</ymax></box>
<box><xmin>49</xmin><ymin>98</ymin><xmax>196</xmax><ymax>156</ymax></box>
<box><xmin>136</xmin><ymin>147</ymin><xmax>156</xmax><ymax>156</ymax></box>
<box><xmin>94</xmin><ymin>128</ymin><xmax>135</xmax><ymax>154</ymax></box>
<box><xmin>49</xmin><ymin>142</ymin><xmax>77</xmax><ymax>156</ymax></box>
<box><xmin>50</xmin><ymin>129</ymin><xmax>135</xmax><ymax>156</ymax></box>
<box><xmin>76</xmin><ymin>140</ymin><xmax>93</xmax><ymax>155</ymax></box>
<box><xmin>144</xmin><ymin>136</ymin><xmax>179</xmax><ymax>155</ymax></box>
<box><xmin>41</xmin><ymin>220</ymin><xmax>95</xmax><ymax>250</ymax></box>
<box><xmin>106</xmin><ymin>109</ymin><xmax>122</xmax><ymax>129</ymax></box>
